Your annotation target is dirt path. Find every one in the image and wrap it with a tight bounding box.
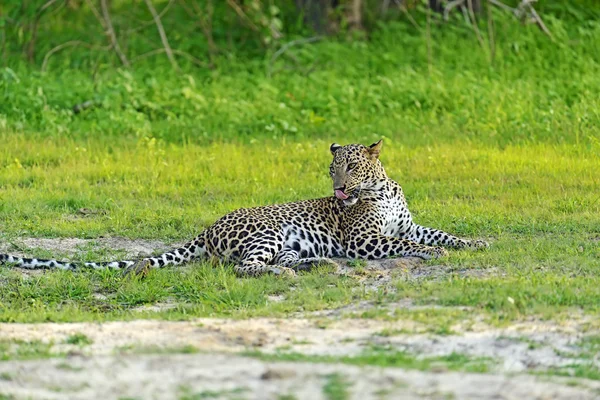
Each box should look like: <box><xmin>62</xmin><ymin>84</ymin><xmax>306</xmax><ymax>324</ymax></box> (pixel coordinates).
<box><xmin>3</xmin><ymin>353</ymin><xmax>599</xmax><ymax>400</ymax></box>
<box><xmin>1</xmin><ymin>317</ymin><xmax>599</xmax><ymax>399</ymax></box>
<box><xmin>0</xmin><ymin>317</ymin><xmax>591</xmax><ymax>370</ymax></box>
<box><xmin>0</xmin><ymin>237</ymin><xmax>179</xmax><ymax>260</ymax></box>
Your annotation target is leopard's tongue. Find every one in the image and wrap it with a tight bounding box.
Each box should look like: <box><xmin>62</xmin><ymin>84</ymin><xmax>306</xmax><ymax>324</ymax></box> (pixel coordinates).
<box><xmin>335</xmin><ymin>190</ymin><xmax>349</xmax><ymax>200</ymax></box>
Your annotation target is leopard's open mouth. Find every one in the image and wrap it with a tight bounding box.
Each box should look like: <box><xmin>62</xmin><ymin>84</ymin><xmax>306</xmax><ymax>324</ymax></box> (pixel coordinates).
<box><xmin>334</xmin><ymin>187</ymin><xmax>361</xmax><ymax>206</ymax></box>
<box><xmin>334</xmin><ymin>189</ymin><xmax>349</xmax><ymax>200</ymax></box>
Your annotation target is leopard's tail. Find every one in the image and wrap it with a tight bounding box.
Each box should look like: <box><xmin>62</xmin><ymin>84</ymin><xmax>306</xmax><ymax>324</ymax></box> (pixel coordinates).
<box><xmin>0</xmin><ymin>233</ymin><xmax>207</xmax><ymax>271</ymax></box>
<box><xmin>0</xmin><ymin>253</ymin><xmax>135</xmax><ymax>270</ymax></box>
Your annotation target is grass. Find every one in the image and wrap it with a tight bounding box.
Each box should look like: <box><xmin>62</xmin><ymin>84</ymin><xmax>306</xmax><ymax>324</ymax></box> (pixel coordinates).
<box><xmin>0</xmin><ymin>139</ymin><xmax>598</xmax><ymax>323</ymax></box>
<box><xmin>535</xmin><ymin>335</ymin><xmax>600</xmax><ymax>381</ymax></box>
<box><xmin>0</xmin><ymin>6</ymin><xmax>599</xmax><ymax>330</ymax></box>
<box><xmin>64</xmin><ymin>333</ymin><xmax>93</xmax><ymax>346</ymax></box>
<box><xmin>178</xmin><ymin>386</ymin><xmax>248</xmax><ymax>400</ymax></box>
<box><xmin>547</xmin><ymin>364</ymin><xmax>600</xmax><ymax>381</ymax></box>
<box><xmin>118</xmin><ymin>344</ymin><xmax>199</xmax><ymax>355</ymax></box>
<box><xmin>322</xmin><ymin>373</ymin><xmax>351</xmax><ymax>400</ymax></box>
<box><xmin>245</xmin><ymin>347</ymin><xmax>493</xmax><ymax>374</ymax></box>
<box><xmin>0</xmin><ymin>340</ymin><xmax>57</xmax><ymax>361</ymax></box>
<box><xmin>0</xmin><ymin>262</ymin><xmax>364</xmax><ymax>322</ymax></box>
<box><xmin>0</xmin><ymin>372</ymin><xmax>12</xmax><ymax>381</ymax></box>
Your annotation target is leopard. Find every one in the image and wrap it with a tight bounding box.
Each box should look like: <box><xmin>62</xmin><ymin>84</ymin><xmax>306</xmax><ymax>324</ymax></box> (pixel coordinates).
<box><xmin>0</xmin><ymin>140</ymin><xmax>488</xmax><ymax>277</ymax></box>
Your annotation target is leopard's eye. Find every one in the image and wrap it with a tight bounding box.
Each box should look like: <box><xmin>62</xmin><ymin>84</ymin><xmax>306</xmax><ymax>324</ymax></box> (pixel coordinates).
<box><xmin>347</xmin><ymin>163</ymin><xmax>357</xmax><ymax>171</ymax></box>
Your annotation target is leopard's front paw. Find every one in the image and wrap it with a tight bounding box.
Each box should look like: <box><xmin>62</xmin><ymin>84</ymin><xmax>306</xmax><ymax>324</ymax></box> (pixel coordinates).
<box><xmin>268</xmin><ymin>266</ymin><xmax>297</xmax><ymax>277</ymax></box>
<box><xmin>433</xmin><ymin>247</ymin><xmax>449</xmax><ymax>258</ymax></box>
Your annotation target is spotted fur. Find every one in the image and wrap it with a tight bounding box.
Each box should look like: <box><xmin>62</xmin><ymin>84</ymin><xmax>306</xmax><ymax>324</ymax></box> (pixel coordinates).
<box><xmin>0</xmin><ymin>140</ymin><xmax>488</xmax><ymax>276</ymax></box>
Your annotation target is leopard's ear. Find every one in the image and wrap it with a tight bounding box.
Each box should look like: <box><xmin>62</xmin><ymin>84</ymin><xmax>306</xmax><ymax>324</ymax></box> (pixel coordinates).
<box><xmin>367</xmin><ymin>139</ymin><xmax>383</xmax><ymax>160</ymax></box>
<box><xmin>330</xmin><ymin>143</ymin><xmax>342</xmax><ymax>155</ymax></box>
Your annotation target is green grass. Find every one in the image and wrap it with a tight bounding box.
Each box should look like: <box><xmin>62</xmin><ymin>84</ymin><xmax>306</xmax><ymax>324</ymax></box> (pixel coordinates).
<box><xmin>0</xmin><ymin>6</ymin><xmax>599</xmax><ymax>327</ymax></box>
<box><xmin>118</xmin><ymin>344</ymin><xmax>199</xmax><ymax>355</ymax></box>
<box><xmin>0</xmin><ymin>142</ymin><xmax>598</xmax><ymax>325</ymax></box>
<box><xmin>0</xmin><ymin>372</ymin><xmax>12</xmax><ymax>381</ymax></box>
<box><xmin>0</xmin><ymin>262</ymin><xmax>365</xmax><ymax>322</ymax></box>
<box><xmin>322</xmin><ymin>373</ymin><xmax>350</xmax><ymax>400</ymax></box>
<box><xmin>0</xmin><ymin>340</ymin><xmax>57</xmax><ymax>361</ymax></box>
<box><xmin>0</xmin><ymin>132</ymin><xmax>599</xmax><ymax>325</ymax></box>
<box><xmin>245</xmin><ymin>347</ymin><xmax>493</xmax><ymax>374</ymax></box>
<box><xmin>545</xmin><ymin>364</ymin><xmax>600</xmax><ymax>381</ymax></box>
<box><xmin>277</xmin><ymin>395</ymin><xmax>298</xmax><ymax>400</ymax></box>
<box><xmin>178</xmin><ymin>386</ymin><xmax>248</xmax><ymax>400</ymax></box>
<box><xmin>64</xmin><ymin>333</ymin><xmax>93</xmax><ymax>346</ymax></box>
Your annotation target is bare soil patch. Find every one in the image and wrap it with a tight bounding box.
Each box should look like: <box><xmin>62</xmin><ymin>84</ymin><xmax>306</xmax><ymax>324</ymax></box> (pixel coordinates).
<box><xmin>0</xmin><ymin>317</ymin><xmax>594</xmax><ymax>371</ymax></box>
<box><xmin>0</xmin><ymin>237</ymin><xmax>181</xmax><ymax>259</ymax></box>
<box><xmin>2</xmin><ymin>353</ymin><xmax>599</xmax><ymax>400</ymax></box>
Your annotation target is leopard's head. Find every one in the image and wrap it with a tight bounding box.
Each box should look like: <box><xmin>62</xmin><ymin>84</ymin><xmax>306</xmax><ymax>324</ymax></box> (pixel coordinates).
<box><xmin>329</xmin><ymin>140</ymin><xmax>387</xmax><ymax>206</ymax></box>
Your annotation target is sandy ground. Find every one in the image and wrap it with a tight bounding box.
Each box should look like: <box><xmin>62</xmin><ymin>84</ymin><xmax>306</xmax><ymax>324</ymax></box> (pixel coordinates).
<box><xmin>1</xmin><ymin>317</ymin><xmax>599</xmax><ymax>399</ymax></box>
<box><xmin>2</xmin><ymin>353</ymin><xmax>600</xmax><ymax>400</ymax></box>
<box><xmin>0</xmin><ymin>237</ymin><xmax>178</xmax><ymax>260</ymax></box>
<box><xmin>0</xmin><ymin>317</ymin><xmax>595</xmax><ymax>369</ymax></box>
<box><xmin>1</xmin><ymin>237</ymin><xmax>599</xmax><ymax>399</ymax></box>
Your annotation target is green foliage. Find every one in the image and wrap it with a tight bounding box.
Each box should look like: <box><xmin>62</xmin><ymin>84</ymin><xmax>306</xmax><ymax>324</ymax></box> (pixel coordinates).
<box><xmin>0</xmin><ymin>2</ymin><xmax>599</xmax><ymax>147</ymax></box>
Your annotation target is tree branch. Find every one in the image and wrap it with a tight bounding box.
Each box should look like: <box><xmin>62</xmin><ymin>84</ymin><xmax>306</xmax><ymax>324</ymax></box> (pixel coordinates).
<box><xmin>99</xmin><ymin>0</ymin><xmax>130</xmax><ymax>67</ymax></box>
<box><xmin>190</xmin><ymin>0</ymin><xmax>217</xmax><ymax>66</ymax></box>
<box><xmin>488</xmin><ymin>0</ymin><xmax>517</xmax><ymax>15</ymax></box>
<box><xmin>41</xmin><ymin>40</ymin><xmax>111</xmax><ymax>72</ymax></box>
<box><xmin>393</xmin><ymin>0</ymin><xmax>420</xmax><ymax>31</ymax></box>
<box><xmin>526</xmin><ymin>1</ymin><xmax>553</xmax><ymax>39</ymax></box>
<box><xmin>443</xmin><ymin>0</ymin><xmax>465</xmax><ymax>21</ymax></box>
<box><xmin>226</xmin><ymin>0</ymin><xmax>260</xmax><ymax>32</ymax></box>
<box><xmin>27</xmin><ymin>0</ymin><xmax>63</xmax><ymax>63</ymax></box>
<box><xmin>348</xmin><ymin>0</ymin><xmax>363</xmax><ymax>30</ymax></box>
<box><xmin>489</xmin><ymin>0</ymin><xmax>553</xmax><ymax>39</ymax></box>
<box><xmin>1</xmin><ymin>10</ymin><xmax>6</xmax><ymax>66</ymax></box>
<box><xmin>487</xmin><ymin>0</ymin><xmax>496</xmax><ymax>64</ymax></box>
<box><xmin>380</xmin><ymin>0</ymin><xmax>391</xmax><ymax>15</ymax></box>
<box><xmin>85</xmin><ymin>0</ymin><xmax>106</xmax><ymax>27</ymax></box>
<box><xmin>267</xmin><ymin>36</ymin><xmax>322</xmax><ymax>77</ymax></box>
<box><xmin>143</xmin><ymin>0</ymin><xmax>180</xmax><ymax>72</ymax></box>
<box><xmin>178</xmin><ymin>0</ymin><xmax>216</xmax><ymax>67</ymax></box>
<box><xmin>467</xmin><ymin>0</ymin><xmax>486</xmax><ymax>50</ymax></box>
<box><xmin>426</xmin><ymin>4</ymin><xmax>432</xmax><ymax>75</ymax></box>
<box><xmin>126</xmin><ymin>0</ymin><xmax>175</xmax><ymax>35</ymax></box>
